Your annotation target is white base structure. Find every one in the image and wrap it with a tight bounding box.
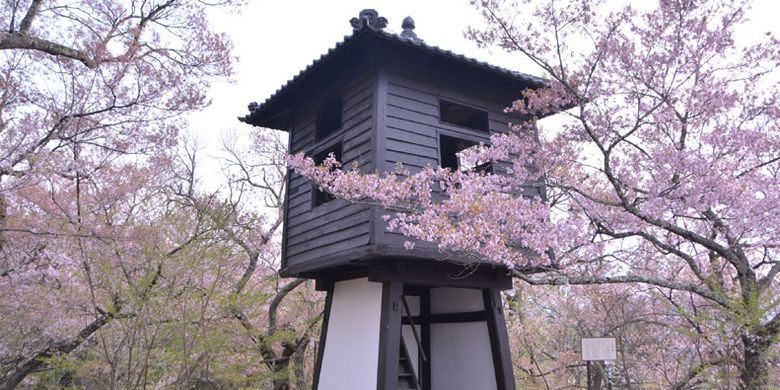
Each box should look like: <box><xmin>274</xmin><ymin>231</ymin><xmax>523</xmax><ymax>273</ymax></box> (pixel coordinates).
<box><xmin>317</xmin><ymin>278</ymin><xmax>383</xmax><ymax>390</ymax></box>
<box><xmin>313</xmin><ymin>277</ymin><xmax>513</xmax><ymax>390</ymax></box>
<box><xmin>429</xmin><ymin>288</ymin><xmax>497</xmax><ymax>389</ymax></box>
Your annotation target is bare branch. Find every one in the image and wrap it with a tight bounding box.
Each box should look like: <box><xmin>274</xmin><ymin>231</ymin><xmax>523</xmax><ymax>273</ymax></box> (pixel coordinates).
<box><xmin>0</xmin><ymin>31</ymin><xmax>94</xmax><ymax>67</ymax></box>
<box><xmin>17</xmin><ymin>0</ymin><xmax>42</xmax><ymax>33</ymax></box>
<box><xmin>758</xmin><ymin>261</ymin><xmax>780</xmax><ymax>291</ymax></box>
<box><xmin>268</xmin><ymin>278</ymin><xmax>306</xmax><ymax>332</ymax></box>
<box><xmin>670</xmin><ymin>358</ymin><xmax>727</xmax><ymax>390</ymax></box>
<box><xmin>513</xmin><ymin>270</ymin><xmax>731</xmax><ymax>308</ymax></box>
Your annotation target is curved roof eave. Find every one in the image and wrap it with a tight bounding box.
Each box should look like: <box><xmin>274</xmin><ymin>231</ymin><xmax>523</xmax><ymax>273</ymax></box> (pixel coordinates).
<box><xmin>240</xmin><ymin>26</ymin><xmax>547</xmax><ymax>128</ymax></box>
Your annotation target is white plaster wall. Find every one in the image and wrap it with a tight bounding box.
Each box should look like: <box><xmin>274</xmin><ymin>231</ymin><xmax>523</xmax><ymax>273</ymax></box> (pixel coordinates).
<box><xmin>430</xmin><ymin>322</ymin><xmax>496</xmax><ymax>390</ymax></box>
<box><xmin>317</xmin><ymin>278</ymin><xmax>383</xmax><ymax>390</ymax></box>
<box><xmin>429</xmin><ymin>287</ymin><xmax>496</xmax><ymax>390</ymax></box>
<box><xmin>402</xmin><ymin>325</ymin><xmax>421</xmax><ymax>375</ymax></box>
<box><xmin>430</xmin><ymin>287</ymin><xmax>484</xmax><ymax>313</ymax></box>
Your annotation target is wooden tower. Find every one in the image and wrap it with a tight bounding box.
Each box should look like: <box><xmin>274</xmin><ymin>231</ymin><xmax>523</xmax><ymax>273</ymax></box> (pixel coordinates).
<box><xmin>241</xmin><ymin>9</ymin><xmax>545</xmax><ymax>390</ymax></box>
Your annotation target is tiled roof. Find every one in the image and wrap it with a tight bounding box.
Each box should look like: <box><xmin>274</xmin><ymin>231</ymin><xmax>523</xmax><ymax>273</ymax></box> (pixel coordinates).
<box><xmin>241</xmin><ymin>26</ymin><xmax>545</xmax><ymax>126</ymax></box>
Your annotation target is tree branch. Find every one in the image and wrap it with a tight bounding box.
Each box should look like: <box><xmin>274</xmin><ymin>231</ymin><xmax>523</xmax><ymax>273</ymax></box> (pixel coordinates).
<box><xmin>761</xmin><ymin>310</ymin><xmax>780</xmax><ymax>342</ymax></box>
<box><xmin>757</xmin><ymin>261</ymin><xmax>780</xmax><ymax>292</ymax></box>
<box><xmin>18</xmin><ymin>0</ymin><xmax>42</xmax><ymax>33</ymax></box>
<box><xmin>2</xmin><ymin>310</ymin><xmax>113</xmax><ymax>389</ymax></box>
<box><xmin>268</xmin><ymin>278</ymin><xmax>306</xmax><ymax>332</ymax></box>
<box><xmin>512</xmin><ymin>270</ymin><xmax>731</xmax><ymax>308</ymax></box>
<box><xmin>670</xmin><ymin>358</ymin><xmax>727</xmax><ymax>390</ymax></box>
<box><xmin>0</xmin><ymin>32</ymin><xmax>94</xmax><ymax>67</ymax></box>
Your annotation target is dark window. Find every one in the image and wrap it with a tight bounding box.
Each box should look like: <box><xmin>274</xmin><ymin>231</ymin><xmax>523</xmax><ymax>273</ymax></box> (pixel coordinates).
<box><xmin>315</xmin><ymin>96</ymin><xmax>343</xmax><ymax>141</ymax></box>
<box><xmin>312</xmin><ymin>142</ymin><xmax>343</xmax><ymax>207</ymax></box>
<box><xmin>439</xmin><ymin>134</ymin><xmax>492</xmax><ymax>173</ymax></box>
<box><xmin>439</xmin><ymin>99</ymin><xmax>489</xmax><ymax>132</ymax></box>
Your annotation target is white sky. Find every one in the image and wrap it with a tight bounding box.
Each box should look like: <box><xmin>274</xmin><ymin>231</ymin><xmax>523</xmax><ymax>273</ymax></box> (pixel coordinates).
<box><xmin>188</xmin><ymin>0</ymin><xmax>780</xmax><ymax>189</ymax></box>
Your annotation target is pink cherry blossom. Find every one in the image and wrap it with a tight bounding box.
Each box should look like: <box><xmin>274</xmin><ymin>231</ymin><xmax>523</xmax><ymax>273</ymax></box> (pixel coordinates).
<box><xmin>289</xmin><ymin>1</ymin><xmax>780</xmax><ymax>387</ymax></box>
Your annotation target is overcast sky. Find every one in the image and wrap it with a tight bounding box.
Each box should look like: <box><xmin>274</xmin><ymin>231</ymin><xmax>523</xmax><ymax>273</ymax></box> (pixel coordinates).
<box><xmin>188</xmin><ymin>0</ymin><xmax>780</xmax><ymax>188</ymax></box>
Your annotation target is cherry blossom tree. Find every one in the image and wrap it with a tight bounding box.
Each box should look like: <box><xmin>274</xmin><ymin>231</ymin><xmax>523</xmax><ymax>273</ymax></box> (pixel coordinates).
<box><xmin>507</xmin><ymin>282</ymin><xmax>744</xmax><ymax>389</ymax></box>
<box><xmin>289</xmin><ymin>0</ymin><xmax>780</xmax><ymax>387</ymax></box>
<box><xmin>0</xmin><ymin>2</ymin><xmax>325</xmax><ymax>388</ymax></box>
<box><xmin>1</xmin><ymin>0</ymin><xmax>237</xmax><ymax>387</ymax></box>
<box><xmin>196</xmin><ymin>130</ymin><xmax>323</xmax><ymax>390</ymax></box>
<box><xmin>1</xmin><ymin>128</ymin><xmax>320</xmax><ymax>388</ymax></box>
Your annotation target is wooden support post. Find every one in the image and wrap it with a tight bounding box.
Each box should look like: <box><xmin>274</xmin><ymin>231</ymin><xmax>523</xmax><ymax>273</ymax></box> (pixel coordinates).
<box><xmin>312</xmin><ymin>288</ymin><xmax>334</xmax><ymax>390</ymax></box>
<box><xmin>421</xmin><ymin>288</ymin><xmax>431</xmax><ymax>390</ymax></box>
<box><xmin>377</xmin><ymin>281</ymin><xmax>403</xmax><ymax>390</ymax></box>
<box><xmin>483</xmin><ymin>288</ymin><xmax>516</xmax><ymax>390</ymax></box>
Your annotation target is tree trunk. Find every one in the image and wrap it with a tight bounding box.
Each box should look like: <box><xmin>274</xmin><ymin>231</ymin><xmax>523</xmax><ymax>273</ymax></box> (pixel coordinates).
<box><xmin>740</xmin><ymin>334</ymin><xmax>770</xmax><ymax>390</ymax></box>
<box><xmin>292</xmin><ymin>338</ymin><xmax>309</xmax><ymax>389</ymax></box>
<box><xmin>2</xmin><ymin>314</ymin><xmax>111</xmax><ymax>389</ymax></box>
<box><xmin>591</xmin><ymin>363</ymin><xmax>603</xmax><ymax>390</ymax></box>
<box><xmin>271</xmin><ymin>361</ymin><xmax>291</xmax><ymax>390</ymax></box>
<box><xmin>0</xmin><ymin>192</ymin><xmax>6</xmax><ymax>252</ymax></box>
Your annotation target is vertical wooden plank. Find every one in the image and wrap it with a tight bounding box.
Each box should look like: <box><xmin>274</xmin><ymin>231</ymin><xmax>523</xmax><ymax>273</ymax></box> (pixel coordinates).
<box><xmin>483</xmin><ymin>288</ymin><xmax>516</xmax><ymax>390</ymax></box>
<box><xmin>313</xmin><ymin>288</ymin><xmax>334</xmax><ymax>390</ymax></box>
<box><xmin>372</xmin><ymin>68</ymin><xmax>387</xmax><ymax>174</ymax></box>
<box><xmin>282</xmin><ymin>71</ymin><xmax>376</xmax><ymax>274</ymax></box>
<box><xmin>377</xmin><ymin>281</ymin><xmax>403</xmax><ymax>390</ymax></box>
<box><xmin>280</xmin><ymin>108</ymin><xmax>295</xmax><ymax>272</ymax></box>
<box><xmin>371</xmin><ymin>67</ymin><xmax>389</xmax><ymax>246</ymax></box>
<box><xmin>421</xmin><ymin>288</ymin><xmax>432</xmax><ymax>390</ymax></box>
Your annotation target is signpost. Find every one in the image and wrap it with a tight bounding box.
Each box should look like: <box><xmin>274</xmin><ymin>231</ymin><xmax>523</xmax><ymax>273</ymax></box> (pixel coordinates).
<box><xmin>581</xmin><ymin>337</ymin><xmax>617</xmax><ymax>390</ymax></box>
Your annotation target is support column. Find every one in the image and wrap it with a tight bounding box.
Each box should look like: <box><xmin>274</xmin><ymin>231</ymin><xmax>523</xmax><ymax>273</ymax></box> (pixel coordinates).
<box><xmin>483</xmin><ymin>288</ymin><xmax>516</xmax><ymax>390</ymax></box>
<box><xmin>377</xmin><ymin>281</ymin><xmax>404</xmax><ymax>390</ymax></box>
<box><xmin>312</xmin><ymin>289</ymin><xmax>334</xmax><ymax>390</ymax></box>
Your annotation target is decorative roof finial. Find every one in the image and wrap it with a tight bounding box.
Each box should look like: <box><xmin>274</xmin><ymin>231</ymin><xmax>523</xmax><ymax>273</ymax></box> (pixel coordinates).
<box><xmin>350</xmin><ymin>9</ymin><xmax>388</xmax><ymax>32</ymax></box>
<box><xmin>400</xmin><ymin>16</ymin><xmax>422</xmax><ymax>43</ymax></box>
<box><xmin>402</xmin><ymin>16</ymin><xmax>415</xmax><ymax>30</ymax></box>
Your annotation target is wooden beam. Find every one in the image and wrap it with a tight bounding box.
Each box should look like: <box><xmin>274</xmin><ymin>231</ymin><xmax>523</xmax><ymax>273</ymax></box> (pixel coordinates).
<box><xmin>368</xmin><ymin>261</ymin><xmax>512</xmax><ymax>290</ymax></box>
<box><xmin>401</xmin><ymin>311</ymin><xmax>487</xmax><ymax>325</ymax></box>
<box><xmin>314</xmin><ymin>266</ymin><xmax>371</xmax><ymax>291</ymax></box>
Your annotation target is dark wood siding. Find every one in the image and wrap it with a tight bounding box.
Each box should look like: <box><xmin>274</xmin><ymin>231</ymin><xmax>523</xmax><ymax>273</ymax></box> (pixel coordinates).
<box><xmin>284</xmin><ymin>71</ymin><xmax>376</xmax><ymax>270</ymax></box>
<box><xmin>282</xmin><ymin>65</ymin><xmax>532</xmax><ymax>272</ymax></box>
<box><xmin>376</xmin><ymin>71</ymin><xmax>523</xmax><ymax>250</ymax></box>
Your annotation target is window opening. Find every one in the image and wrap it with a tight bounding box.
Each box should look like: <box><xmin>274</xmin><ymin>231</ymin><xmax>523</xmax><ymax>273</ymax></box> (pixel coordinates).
<box><xmin>439</xmin><ymin>99</ymin><xmax>489</xmax><ymax>132</ymax></box>
<box><xmin>312</xmin><ymin>143</ymin><xmax>343</xmax><ymax>207</ymax></box>
<box><xmin>439</xmin><ymin>134</ymin><xmax>492</xmax><ymax>174</ymax></box>
<box><xmin>315</xmin><ymin>96</ymin><xmax>343</xmax><ymax>141</ymax></box>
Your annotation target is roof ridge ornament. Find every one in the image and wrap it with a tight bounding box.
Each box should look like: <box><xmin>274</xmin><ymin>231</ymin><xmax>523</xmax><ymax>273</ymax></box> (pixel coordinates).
<box><xmin>350</xmin><ymin>9</ymin><xmax>387</xmax><ymax>32</ymax></box>
<box><xmin>399</xmin><ymin>16</ymin><xmax>423</xmax><ymax>43</ymax></box>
